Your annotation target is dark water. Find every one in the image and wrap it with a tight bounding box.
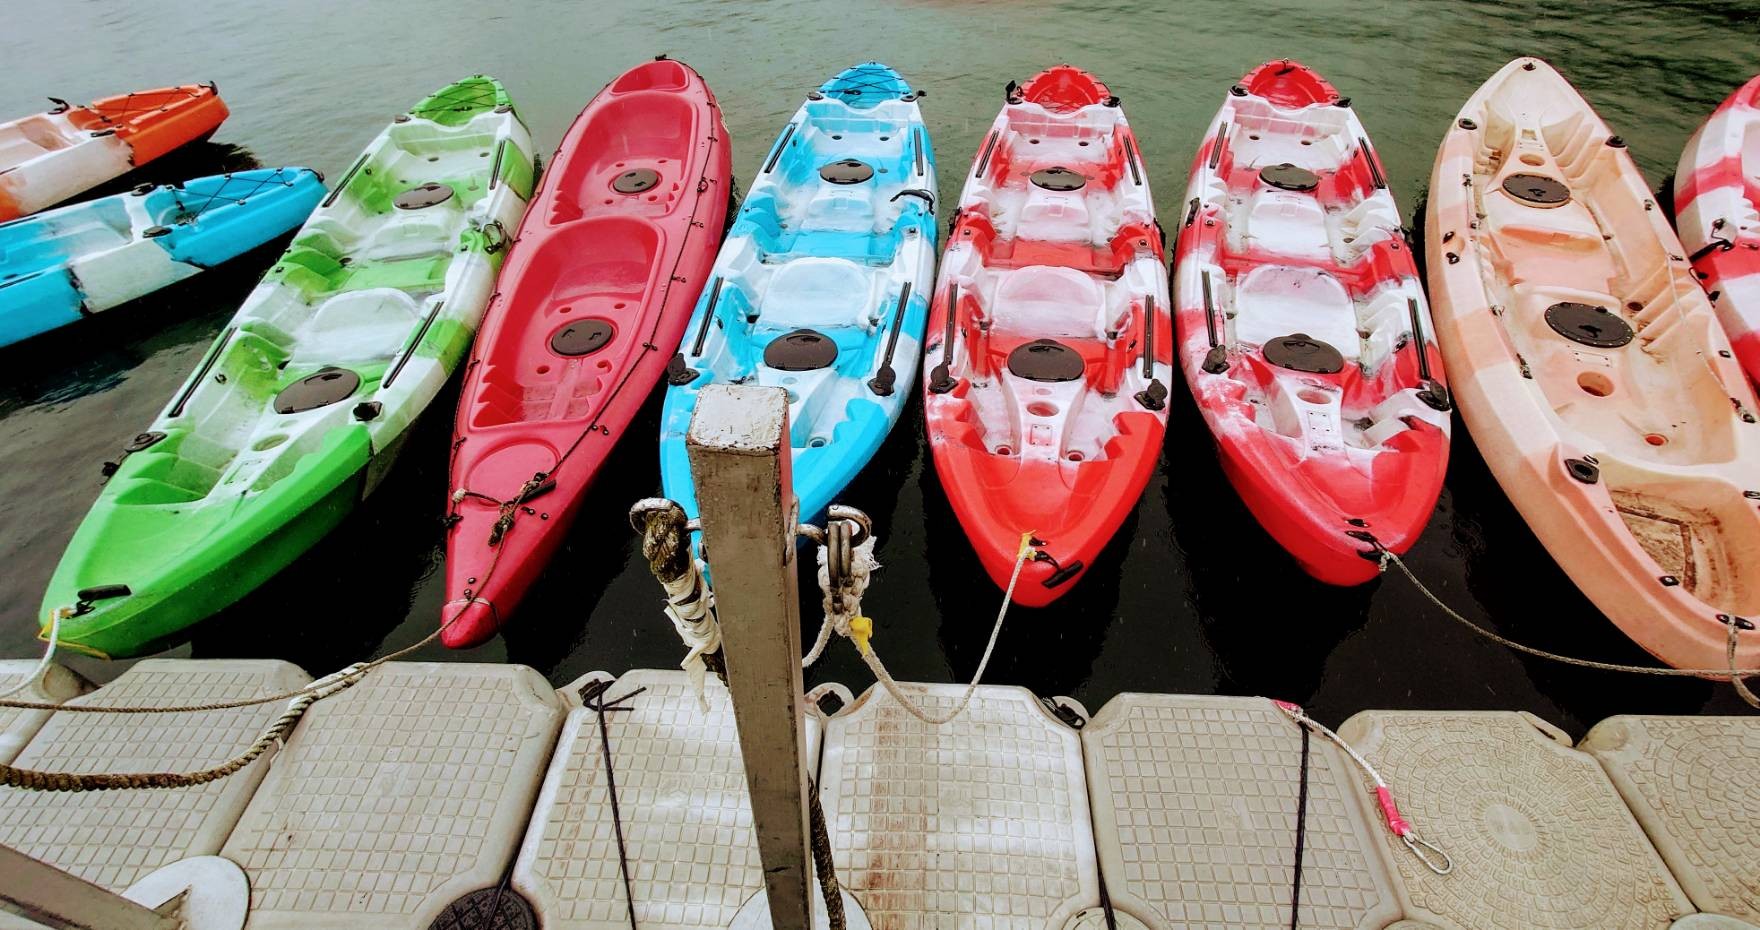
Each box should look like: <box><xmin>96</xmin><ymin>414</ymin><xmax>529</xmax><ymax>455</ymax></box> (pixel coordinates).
<box><xmin>5</xmin><ymin>0</ymin><xmax>1758</xmax><ymax>733</ymax></box>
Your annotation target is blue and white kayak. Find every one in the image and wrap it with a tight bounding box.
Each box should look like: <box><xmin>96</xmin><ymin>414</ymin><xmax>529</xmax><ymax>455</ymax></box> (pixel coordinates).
<box><xmin>661</xmin><ymin>63</ymin><xmax>937</xmax><ymax>527</ymax></box>
<box><xmin>0</xmin><ymin>168</ymin><xmax>323</xmax><ymax>348</ymax></box>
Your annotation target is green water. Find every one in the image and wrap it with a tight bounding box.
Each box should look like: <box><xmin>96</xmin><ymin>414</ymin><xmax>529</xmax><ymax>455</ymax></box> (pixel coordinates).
<box><xmin>4</xmin><ymin>0</ymin><xmax>1757</xmax><ymax>731</ymax></box>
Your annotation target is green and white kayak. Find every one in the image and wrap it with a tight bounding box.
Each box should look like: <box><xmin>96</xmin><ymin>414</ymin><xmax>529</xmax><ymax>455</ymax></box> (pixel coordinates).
<box><xmin>40</xmin><ymin>76</ymin><xmax>535</xmax><ymax>658</ymax></box>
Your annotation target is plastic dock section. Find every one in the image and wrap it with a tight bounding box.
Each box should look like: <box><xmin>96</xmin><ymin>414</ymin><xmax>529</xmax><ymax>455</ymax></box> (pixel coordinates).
<box><xmin>1</xmin><ymin>662</ymin><xmax>1758</xmax><ymax>930</ymax></box>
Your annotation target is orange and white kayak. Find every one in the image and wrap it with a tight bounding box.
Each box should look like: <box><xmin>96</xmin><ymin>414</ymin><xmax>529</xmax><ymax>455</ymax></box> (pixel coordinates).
<box><xmin>1426</xmin><ymin>57</ymin><xmax>1760</xmax><ymax>673</ymax></box>
<box><xmin>0</xmin><ymin>84</ymin><xmax>228</xmax><ymax>221</ymax></box>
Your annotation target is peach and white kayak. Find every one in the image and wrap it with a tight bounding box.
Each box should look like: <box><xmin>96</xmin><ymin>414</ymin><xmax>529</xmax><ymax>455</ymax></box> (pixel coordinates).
<box><xmin>1426</xmin><ymin>57</ymin><xmax>1760</xmax><ymax>673</ymax></box>
<box><xmin>0</xmin><ymin>84</ymin><xmax>228</xmax><ymax>221</ymax></box>
<box><xmin>1674</xmin><ymin>72</ymin><xmax>1760</xmax><ymax>386</ymax></box>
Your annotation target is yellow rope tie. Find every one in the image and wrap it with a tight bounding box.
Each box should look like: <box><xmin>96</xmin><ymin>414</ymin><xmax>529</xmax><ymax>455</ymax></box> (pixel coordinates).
<box><xmin>845</xmin><ymin>531</ymin><xmax>1034</xmax><ymax>726</ymax></box>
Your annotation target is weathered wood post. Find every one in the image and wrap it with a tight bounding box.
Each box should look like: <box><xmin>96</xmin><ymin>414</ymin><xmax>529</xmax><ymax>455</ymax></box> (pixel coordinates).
<box><xmin>687</xmin><ymin>384</ymin><xmax>815</xmax><ymax>930</ymax></box>
<box><xmin>0</xmin><ymin>843</ymin><xmax>179</xmax><ymax>930</ymax></box>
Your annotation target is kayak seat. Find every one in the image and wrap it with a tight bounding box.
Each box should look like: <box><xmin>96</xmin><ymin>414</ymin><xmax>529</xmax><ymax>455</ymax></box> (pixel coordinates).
<box><xmin>989</xmin><ymin>265</ymin><xmax>1105</xmax><ymax>339</ymax></box>
<box><xmin>1238</xmin><ymin>187</ymin><xmax>1330</xmax><ymax>260</ymax></box>
<box><xmin>755</xmin><ymin>258</ymin><xmax>872</xmax><ymax>332</ymax></box>
<box><xmin>294</xmin><ymin>289</ymin><xmax>424</xmax><ymax>365</ymax></box>
<box><xmin>1232</xmin><ymin>264</ymin><xmax>1359</xmax><ymax>361</ymax></box>
<box><xmin>359</xmin><ymin>206</ymin><xmax>464</xmax><ymax>262</ymax></box>
<box><xmin>1</xmin><ymin>116</ymin><xmax>77</xmax><ymax>159</ymax></box>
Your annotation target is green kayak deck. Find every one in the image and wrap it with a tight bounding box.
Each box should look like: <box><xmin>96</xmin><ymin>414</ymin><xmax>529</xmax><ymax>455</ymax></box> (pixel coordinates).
<box><xmin>40</xmin><ymin>76</ymin><xmax>536</xmax><ymax>658</ymax></box>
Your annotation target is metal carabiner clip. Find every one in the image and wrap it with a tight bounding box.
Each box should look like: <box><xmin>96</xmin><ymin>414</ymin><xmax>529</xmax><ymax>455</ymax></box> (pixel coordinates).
<box><xmin>1402</xmin><ymin>831</ymin><xmax>1453</xmax><ymax>875</ymax></box>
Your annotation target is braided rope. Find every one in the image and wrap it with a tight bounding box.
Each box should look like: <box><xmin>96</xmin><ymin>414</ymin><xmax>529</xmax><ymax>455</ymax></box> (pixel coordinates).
<box><xmin>0</xmin><ymin>665</ymin><xmax>364</xmax><ymax>792</ymax></box>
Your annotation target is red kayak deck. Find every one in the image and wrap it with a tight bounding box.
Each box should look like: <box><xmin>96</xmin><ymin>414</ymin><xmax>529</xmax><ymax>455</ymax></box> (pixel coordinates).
<box><xmin>1172</xmin><ymin>61</ymin><xmax>1450</xmax><ymax>584</ymax></box>
<box><xmin>924</xmin><ymin>66</ymin><xmax>1171</xmax><ymax>606</ymax></box>
<box><xmin>443</xmin><ymin>59</ymin><xmax>733</xmax><ymax>647</ymax></box>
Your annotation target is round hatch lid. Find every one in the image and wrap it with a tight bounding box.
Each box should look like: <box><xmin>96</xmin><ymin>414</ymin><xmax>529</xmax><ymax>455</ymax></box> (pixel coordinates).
<box><xmin>612</xmin><ymin>168</ymin><xmax>660</xmax><ymax>194</ymax></box>
<box><xmin>394</xmin><ymin>182</ymin><xmax>454</xmax><ymax>210</ymax></box>
<box><xmin>274</xmin><ymin>367</ymin><xmax>361</xmax><ymax>414</ymax></box>
<box><xmin>1502</xmin><ymin>173</ymin><xmax>1571</xmax><ymax>206</ymax></box>
<box><xmin>1262</xmin><ymin>333</ymin><xmax>1345</xmax><ymax>374</ymax></box>
<box><xmin>1259</xmin><ymin>163</ymin><xmax>1320</xmax><ymax>192</ymax></box>
<box><xmin>1545</xmin><ymin>301</ymin><xmax>1633</xmax><ymax>347</ymax></box>
<box><xmin>1007</xmin><ymin>339</ymin><xmax>1085</xmax><ymax>382</ymax></box>
<box><xmin>819</xmin><ymin>159</ymin><xmax>874</xmax><ymax>185</ymax></box>
<box><xmin>550</xmin><ymin>319</ymin><xmax>614</xmax><ymax>356</ymax></box>
<box><xmin>1030</xmin><ymin>167</ymin><xmax>1086</xmax><ymax>191</ymax></box>
<box><xmin>764</xmin><ymin>329</ymin><xmax>839</xmax><ymax>371</ymax></box>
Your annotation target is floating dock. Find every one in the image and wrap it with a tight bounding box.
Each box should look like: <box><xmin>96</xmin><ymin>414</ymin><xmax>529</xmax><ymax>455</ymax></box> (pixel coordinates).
<box><xmin>1</xmin><ymin>657</ymin><xmax>1756</xmax><ymax>930</ymax></box>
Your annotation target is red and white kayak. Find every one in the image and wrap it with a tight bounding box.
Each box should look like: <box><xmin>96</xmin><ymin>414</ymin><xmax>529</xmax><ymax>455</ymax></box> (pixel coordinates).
<box><xmin>0</xmin><ymin>84</ymin><xmax>228</xmax><ymax>221</ymax></box>
<box><xmin>924</xmin><ymin>66</ymin><xmax>1170</xmax><ymax>606</ymax></box>
<box><xmin>1172</xmin><ymin>60</ymin><xmax>1450</xmax><ymax>584</ymax></box>
<box><xmin>1675</xmin><ymin>73</ymin><xmax>1760</xmax><ymax>385</ymax></box>
<box><xmin>443</xmin><ymin>58</ymin><xmax>733</xmax><ymax>647</ymax></box>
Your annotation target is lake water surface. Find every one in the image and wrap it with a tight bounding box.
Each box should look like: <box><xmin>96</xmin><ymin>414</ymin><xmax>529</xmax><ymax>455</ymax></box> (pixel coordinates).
<box><xmin>5</xmin><ymin>0</ymin><xmax>1758</xmax><ymax>732</ymax></box>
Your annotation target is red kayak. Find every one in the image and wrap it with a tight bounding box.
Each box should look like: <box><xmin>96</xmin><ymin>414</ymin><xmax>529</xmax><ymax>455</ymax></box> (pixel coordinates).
<box><xmin>923</xmin><ymin>66</ymin><xmax>1171</xmax><ymax>606</ymax></box>
<box><xmin>443</xmin><ymin>58</ymin><xmax>732</xmax><ymax>646</ymax></box>
<box><xmin>1172</xmin><ymin>61</ymin><xmax>1450</xmax><ymax>583</ymax></box>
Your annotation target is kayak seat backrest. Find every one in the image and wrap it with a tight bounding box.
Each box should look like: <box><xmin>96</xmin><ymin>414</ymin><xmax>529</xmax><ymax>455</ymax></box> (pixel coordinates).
<box><xmin>1232</xmin><ymin>264</ymin><xmax>1358</xmax><ymax>360</ymax></box>
<box><xmin>295</xmin><ymin>288</ymin><xmax>423</xmax><ymax>366</ymax></box>
<box><xmin>1240</xmin><ymin>187</ymin><xmax>1331</xmax><ymax>260</ymax></box>
<box><xmin>989</xmin><ymin>266</ymin><xmax>1104</xmax><ymax>339</ymax></box>
<box><xmin>0</xmin><ymin>116</ymin><xmax>76</xmax><ymax>161</ymax></box>
<box><xmin>1482</xmin><ymin>180</ymin><xmax>1618</xmax><ymax>291</ymax></box>
<box><xmin>359</xmin><ymin>204</ymin><xmax>464</xmax><ymax>262</ymax></box>
<box><xmin>755</xmin><ymin>258</ymin><xmax>872</xmax><ymax>332</ymax></box>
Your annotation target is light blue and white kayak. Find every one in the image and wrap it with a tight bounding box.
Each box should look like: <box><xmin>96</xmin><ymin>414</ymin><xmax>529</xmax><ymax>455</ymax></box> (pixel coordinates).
<box><xmin>0</xmin><ymin>168</ymin><xmax>323</xmax><ymax>348</ymax></box>
<box><xmin>661</xmin><ymin>63</ymin><xmax>937</xmax><ymax>528</ymax></box>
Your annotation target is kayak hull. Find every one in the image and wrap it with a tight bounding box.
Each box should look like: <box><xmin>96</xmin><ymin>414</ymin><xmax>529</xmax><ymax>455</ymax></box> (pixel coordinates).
<box><xmin>1173</xmin><ymin>60</ymin><xmax>1450</xmax><ymax>585</ymax></box>
<box><xmin>0</xmin><ymin>84</ymin><xmax>229</xmax><ymax>221</ymax></box>
<box><xmin>0</xmin><ymin>168</ymin><xmax>324</xmax><ymax>349</ymax></box>
<box><xmin>42</xmin><ymin>77</ymin><xmax>534</xmax><ymax>657</ymax></box>
<box><xmin>444</xmin><ymin>59</ymin><xmax>734</xmax><ymax>647</ymax></box>
<box><xmin>924</xmin><ymin>65</ymin><xmax>1169</xmax><ymax>605</ymax></box>
<box><xmin>1675</xmin><ymin>72</ymin><xmax>1760</xmax><ymax>387</ymax></box>
<box><xmin>660</xmin><ymin>63</ymin><xmax>938</xmax><ymax>541</ymax></box>
<box><xmin>1427</xmin><ymin>58</ymin><xmax>1760</xmax><ymax>672</ymax></box>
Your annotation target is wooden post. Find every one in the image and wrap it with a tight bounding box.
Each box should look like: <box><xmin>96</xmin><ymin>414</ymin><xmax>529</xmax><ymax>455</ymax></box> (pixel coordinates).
<box><xmin>0</xmin><ymin>843</ymin><xmax>179</xmax><ymax>930</ymax></box>
<box><xmin>687</xmin><ymin>384</ymin><xmax>815</xmax><ymax>930</ymax></box>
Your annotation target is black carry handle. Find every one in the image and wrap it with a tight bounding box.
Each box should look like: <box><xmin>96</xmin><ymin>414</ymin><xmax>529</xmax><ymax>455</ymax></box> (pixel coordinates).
<box><xmin>927</xmin><ymin>283</ymin><xmax>960</xmax><ymax>394</ymax></box>
<box><xmin>890</xmin><ymin>188</ymin><xmax>935</xmax><ymax>214</ymax></box>
<box><xmin>868</xmin><ymin>282</ymin><xmax>913</xmax><ymax>396</ymax></box>
<box><xmin>1133</xmin><ymin>295</ymin><xmax>1167</xmax><ymax>410</ymax></box>
<box><xmin>1359</xmin><ymin>136</ymin><xmax>1386</xmax><ymax>190</ymax></box>
<box><xmin>1200</xmin><ymin>270</ymin><xmax>1229</xmax><ymax>374</ymax></box>
<box><xmin>1406</xmin><ymin>297</ymin><xmax>1453</xmax><ymax>411</ymax></box>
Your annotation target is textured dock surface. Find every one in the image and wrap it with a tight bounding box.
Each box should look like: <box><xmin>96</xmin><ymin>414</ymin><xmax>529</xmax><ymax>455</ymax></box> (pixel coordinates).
<box><xmin>1337</xmin><ymin>711</ymin><xmax>1693</xmax><ymax>930</ymax></box>
<box><xmin>820</xmin><ymin>683</ymin><xmax>1096</xmax><ymax>930</ymax></box>
<box><xmin>1580</xmin><ymin>716</ymin><xmax>1760</xmax><ymax>924</ymax></box>
<box><xmin>2</xmin><ymin>660</ymin><xmax>1759</xmax><ymax>930</ymax></box>
<box><xmin>1083</xmin><ymin>694</ymin><xmax>1398</xmax><ymax>930</ymax></box>
<box><xmin>515</xmin><ymin>669</ymin><xmax>824</xmax><ymax>930</ymax></box>
<box><xmin>221</xmin><ymin>663</ymin><xmax>561</xmax><ymax>930</ymax></box>
<box><xmin>0</xmin><ymin>659</ymin><xmax>307</xmax><ymax>891</ymax></box>
<box><xmin>0</xmin><ymin>659</ymin><xmax>84</xmax><ymax>764</ymax></box>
